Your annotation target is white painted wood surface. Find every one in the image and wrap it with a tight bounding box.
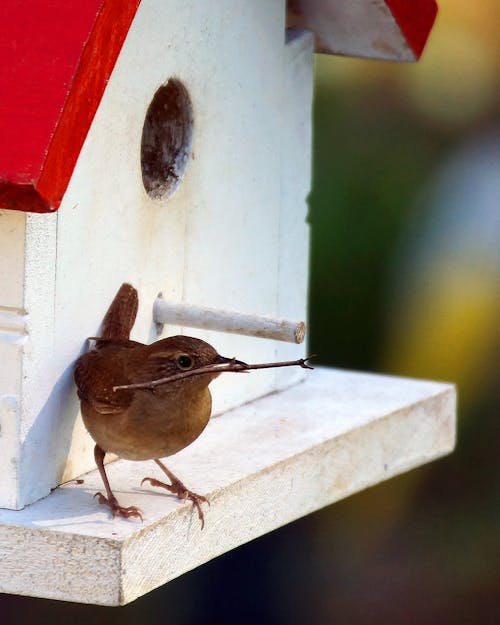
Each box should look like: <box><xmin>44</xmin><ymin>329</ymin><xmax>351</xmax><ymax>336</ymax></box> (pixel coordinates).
<box><xmin>0</xmin><ymin>1</ymin><xmax>313</xmax><ymax>509</ymax></box>
<box><xmin>276</xmin><ymin>29</ymin><xmax>313</xmax><ymax>391</ymax></box>
<box><xmin>0</xmin><ymin>368</ymin><xmax>456</xmax><ymax>606</ymax></box>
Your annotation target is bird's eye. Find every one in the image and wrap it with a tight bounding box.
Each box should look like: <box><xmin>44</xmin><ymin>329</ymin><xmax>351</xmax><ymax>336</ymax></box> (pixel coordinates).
<box><xmin>176</xmin><ymin>355</ymin><xmax>193</xmax><ymax>370</ymax></box>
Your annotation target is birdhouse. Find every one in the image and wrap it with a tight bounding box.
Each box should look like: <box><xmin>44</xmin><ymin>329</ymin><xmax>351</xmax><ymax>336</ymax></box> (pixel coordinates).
<box><xmin>0</xmin><ymin>0</ymin><xmax>455</xmax><ymax>606</ymax></box>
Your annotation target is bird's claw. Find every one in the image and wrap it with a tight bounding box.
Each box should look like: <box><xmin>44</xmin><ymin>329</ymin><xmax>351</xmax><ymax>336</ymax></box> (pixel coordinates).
<box><xmin>141</xmin><ymin>477</ymin><xmax>208</xmax><ymax>529</ymax></box>
<box><xmin>93</xmin><ymin>491</ymin><xmax>143</xmax><ymax>521</ymax></box>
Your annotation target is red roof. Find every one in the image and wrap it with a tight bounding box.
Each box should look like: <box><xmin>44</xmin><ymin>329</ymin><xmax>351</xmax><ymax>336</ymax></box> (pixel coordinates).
<box><xmin>0</xmin><ymin>0</ymin><xmax>141</xmax><ymax>212</ymax></box>
<box><xmin>0</xmin><ymin>0</ymin><xmax>437</xmax><ymax>213</ymax></box>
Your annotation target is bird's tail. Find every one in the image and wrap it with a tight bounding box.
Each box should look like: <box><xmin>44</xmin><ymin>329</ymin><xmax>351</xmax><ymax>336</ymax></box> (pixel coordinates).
<box><xmin>100</xmin><ymin>283</ymin><xmax>139</xmax><ymax>340</ymax></box>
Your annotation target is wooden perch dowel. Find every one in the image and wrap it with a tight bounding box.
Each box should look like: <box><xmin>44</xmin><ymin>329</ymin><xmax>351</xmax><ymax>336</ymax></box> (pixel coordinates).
<box><xmin>153</xmin><ymin>296</ymin><xmax>306</xmax><ymax>344</ymax></box>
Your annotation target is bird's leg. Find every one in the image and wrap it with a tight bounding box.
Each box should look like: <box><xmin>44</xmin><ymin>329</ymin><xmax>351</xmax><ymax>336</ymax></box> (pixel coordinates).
<box><xmin>93</xmin><ymin>445</ymin><xmax>142</xmax><ymax>520</ymax></box>
<box><xmin>141</xmin><ymin>459</ymin><xmax>208</xmax><ymax>528</ymax></box>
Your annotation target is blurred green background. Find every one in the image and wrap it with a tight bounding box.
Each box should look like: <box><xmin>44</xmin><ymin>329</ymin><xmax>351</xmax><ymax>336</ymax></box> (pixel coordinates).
<box><xmin>2</xmin><ymin>1</ymin><xmax>499</xmax><ymax>622</ymax></box>
<box><xmin>308</xmin><ymin>1</ymin><xmax>500</xmax><ymax>621</ymax></box>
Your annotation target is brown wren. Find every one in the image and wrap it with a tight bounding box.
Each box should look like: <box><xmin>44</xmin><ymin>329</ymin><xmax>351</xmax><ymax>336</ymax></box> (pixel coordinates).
<box><xmin>74</xmin><ymin>283</ymin><xmax>312</xmax><ymax>526</ymax></box>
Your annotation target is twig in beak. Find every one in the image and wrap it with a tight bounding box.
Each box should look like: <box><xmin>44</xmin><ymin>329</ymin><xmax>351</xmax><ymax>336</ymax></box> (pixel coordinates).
<box><xmin>113</xmin><ymin>356</ymin><xmax>315</xmax><ymax>392</ymax></box>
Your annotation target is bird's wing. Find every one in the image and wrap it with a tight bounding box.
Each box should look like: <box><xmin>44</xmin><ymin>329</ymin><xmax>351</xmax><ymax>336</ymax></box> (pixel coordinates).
<box><xmin>74</xmin><ymin>347</ymin><xmax>136</xmax><ymax>414</ymax></box>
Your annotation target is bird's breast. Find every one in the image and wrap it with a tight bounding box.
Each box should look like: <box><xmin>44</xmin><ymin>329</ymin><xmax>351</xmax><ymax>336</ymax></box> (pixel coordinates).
<box><xmin>81</xmin><ymin>387</ymin><xmax>213</xmax><ymax>461</ymax></box>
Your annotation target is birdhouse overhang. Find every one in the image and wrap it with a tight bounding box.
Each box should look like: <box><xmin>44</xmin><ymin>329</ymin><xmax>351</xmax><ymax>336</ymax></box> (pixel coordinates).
<box><xmin>0</xmin><ymin>0</ymin><xmax>438</xmax><ymax>214</ymax></box>
<box><xmin>0</xmin><ymin>0</ymin><xmax>141</xmax><ymax>213</ymax></box>
<box><xmin>287</xmin><ymin>0</ymin><xmax>438</xmax><ymax>61</ymax></box>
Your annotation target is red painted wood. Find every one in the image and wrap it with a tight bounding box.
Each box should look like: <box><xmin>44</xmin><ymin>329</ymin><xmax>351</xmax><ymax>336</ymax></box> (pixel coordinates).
<box><xmin>386</xmin><ymin>0</ymin><xmax>438</xmax><ymax>59</ymax></box>
<box><xmin>0</xmin><ymin>0</ymin><xmax>141</xmax><ymax>213</ymax></box>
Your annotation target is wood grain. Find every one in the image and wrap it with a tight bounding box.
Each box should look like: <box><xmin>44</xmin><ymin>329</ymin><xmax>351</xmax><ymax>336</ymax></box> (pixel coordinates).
<box><xmin>0</xmin><ymin>368</ymin><xmax>455</xmax><ymax>605</ymax></box>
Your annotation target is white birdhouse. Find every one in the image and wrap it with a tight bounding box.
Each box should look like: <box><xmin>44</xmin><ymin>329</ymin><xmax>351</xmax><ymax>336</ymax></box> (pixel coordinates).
<box><xmin>0</xmin><ymin>0</ymin><xmax>454</xmax><ymax>606</ymax></box>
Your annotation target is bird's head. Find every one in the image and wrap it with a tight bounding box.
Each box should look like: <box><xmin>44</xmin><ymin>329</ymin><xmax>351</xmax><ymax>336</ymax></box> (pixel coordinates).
<box><xmin>144</xmin><ymin>335</ymin><xmax>245</xmax><ymax>387</ymax></box>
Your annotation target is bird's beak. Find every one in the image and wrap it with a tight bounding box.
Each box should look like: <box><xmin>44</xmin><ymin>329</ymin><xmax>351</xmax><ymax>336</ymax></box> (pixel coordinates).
<box><xmin>216</xmin><ymin>354</ymin><xmax>247</xmax><ymax>367</ymax></box>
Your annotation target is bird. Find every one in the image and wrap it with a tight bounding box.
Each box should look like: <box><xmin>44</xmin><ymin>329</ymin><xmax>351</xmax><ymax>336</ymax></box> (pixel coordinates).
<box><xmin>74</xmin><ymin>283</ymin><xmax>312</xmax><ymax>526</ymax></box>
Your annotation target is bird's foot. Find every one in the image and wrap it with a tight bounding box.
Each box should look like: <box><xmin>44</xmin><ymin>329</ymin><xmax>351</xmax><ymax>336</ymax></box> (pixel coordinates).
<box><xmin>141</xmin><ymin>477</ymin><xmax>208</xmax><ymax>528</ymax></box>
<box><xmin>94</xmin><ymin>492</ymin><xmax>143</xmax><ymax>521</ymax></box>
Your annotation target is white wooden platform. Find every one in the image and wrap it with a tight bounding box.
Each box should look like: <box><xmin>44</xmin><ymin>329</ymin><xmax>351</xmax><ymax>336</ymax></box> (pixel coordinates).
<box><xmin>0</xmin><ymin>367</ymin><xmax>455</xmax><ymax>606</ymax></box>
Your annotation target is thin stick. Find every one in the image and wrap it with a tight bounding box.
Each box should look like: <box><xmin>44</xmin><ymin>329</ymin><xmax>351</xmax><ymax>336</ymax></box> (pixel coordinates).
<box><xmin>113</xmin><ymin>356</ymin><xmax>315</xmax><ymax>392</ymax></box>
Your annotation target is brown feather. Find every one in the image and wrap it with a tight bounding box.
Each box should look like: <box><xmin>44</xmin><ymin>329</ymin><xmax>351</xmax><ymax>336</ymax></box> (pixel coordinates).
<box><xmin>74</xmin><ymin>343</ymin><xmax>140</xmax><ymax>413</ymax></box>
<box><xmin>100</xmin><ymin>283</ymin><xmax>138</xmax><ymax>340</ymax></box>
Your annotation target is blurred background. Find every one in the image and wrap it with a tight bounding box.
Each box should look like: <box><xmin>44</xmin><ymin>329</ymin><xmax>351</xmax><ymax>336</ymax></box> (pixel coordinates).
<box><xmin>2</xmin><ymin>0</ymin><xmax>499</xmax><ymax>622</ymax></box>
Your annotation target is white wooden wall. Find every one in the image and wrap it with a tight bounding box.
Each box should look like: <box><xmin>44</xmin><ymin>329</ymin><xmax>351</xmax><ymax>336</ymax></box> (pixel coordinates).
<box><xmin>0</xmin><ymin>0</ymin><xmax>312</xmax><ymax>509</ymax></box>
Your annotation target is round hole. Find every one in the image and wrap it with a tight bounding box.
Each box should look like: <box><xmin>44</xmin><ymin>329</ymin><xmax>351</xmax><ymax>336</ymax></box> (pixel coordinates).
<box><xmin>141</xmin><ymin>79</ymin><xmax>193</xmax><ymax>200</ymax></box>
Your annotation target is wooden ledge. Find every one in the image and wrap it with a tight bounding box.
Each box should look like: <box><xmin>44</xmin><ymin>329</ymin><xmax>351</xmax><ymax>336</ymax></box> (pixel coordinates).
<box><xmin>0</xmin><ymin>368</ymin><xmax>455</xmax><ymax>605</ymax></box>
